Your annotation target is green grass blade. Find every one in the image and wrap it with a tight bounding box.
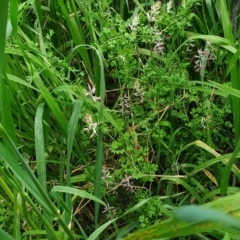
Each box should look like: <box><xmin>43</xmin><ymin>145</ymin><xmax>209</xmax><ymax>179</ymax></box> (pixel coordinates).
<box><xmin>52</xmin><ymin>186</ymin><xmax>106</xmax><ymax>207</ymax></box>
<box><xmin>0</xmin><ymin>228</ymin><xmax>15</xmax><ymax>240</ymax></box>
<box><xmin>6</xmin><ymin>74</ymin><xmax>39</xmax><ymax>92</ymax></box>
<box><xmin>205</xmin><ymin>0</ymin><xmax>219</xmax><ymax>34</ymax></box>
<box><xmin>88</xmin><ymin>195</ymin><xmax>180</xmax><ymax>240</ymax></box>
<box><xmin>94</xmin><ymin>131</ymin><xmax>104</xmax><ymax>229</ymax></box>
<box><xmin>159</xmin><ymin>177</ymin><xmax>202</xmax><ymax>203</ymax></box>
<box><xmin>220</xmin><ymin>0</ymin><xmax>240</xmax><ymax>144</ymax></box>
<box><xmin>13</xmin><ymin>191</ymin><xmax>21</xmax><ymax>240</ymax></box>
<box><xmin>9</xmin><ymin>0</ymin><xmax>18</xmax><ymax>33</ymax></box>
<box><xmin>91</xmin><ymin>46</ymin><xmax>106</xmax><ymax>230</ymax></box>
<box><xmin>58</xmin><ymin>0</ymin><xmax>92</xmax><ymax>74</ymax></box>
<box><xmin>174</xmin><ymin>205</ymin><xmax>240</xmax><ymax>229</ymax></box>
<box><xmin>227</xmin><ymin>44</ymin><xmax>240</xmax><ymax>76</ymax></box>
<box><xmin>6</xmin><ymin>20</ymin><xmax>12</xmax><ymax>41</ymax></box>
<box><xmin>0</xmin><ymin>0</ymin><xmax>9</xmax><ymax>57</ymax></box>
<box><xmin>221</xmin><ymin>137</ymin><xmax>240</xmax><ymax>195</ymax></box>
<box><xmin>66</xmin><ymin>100</ymin><xmax>83</xmax><ymax>225</ymax></box>
<box><xmin>33</xmin><ymin>72</ymin><xmax>68</xmax><ymax>135</ymax></box>
<box><xmin>51</xmin><ymin>191</ymin><xmax>88</xmax><ymax>239</ymax></box>
<box><xmin>0</xmin><ymin>0</ymin><xmax>16</xmax><ymax>144</ymax></box>
<box><xmin>35</xmin><ymin>103</ymin><xmax>46</xmax><ymax>189</ymax></box>
<box><xmin>23</xmin><ymin>194</ymin><xmax>61</xmax><ymax>240</ymax></box>
<box><xmin>16</xmin><ymin>47</ymin><xmax>69</xmax><ymax>136</ymax></box>
<box><xmin>220</xmin><ymin>0</ymin><xmax>233</xmax><ymax>42</ymax></box>
<box><xmin>189</xmin><ymin>152</ymin><xmax>240</xmax><ymax>181</ymax></box>
<box><xmin>0</xmin><ymin>142</ymin><xmax>53</xmax><ymax>216</ymax></box>
<box><xmin>0</xmin><ymin>124</ymin><xmax>58</xmax><ymax>217</ymax></box>
<box><xmin>65</xmin><ymin>43</ymin><xmax>106</xmax><ymax>230</ymax></box>
<box><xmin>0</xmin><ymin>3</ymin><xmax>19</xmax><ymax>238</ymax></box>
<box><xmin>42</xmin><ymin>104</ymin><xmax>50</xmax><ymax>146</ymax></box>
<box><xmin>0</xmin><ymin>124</ymin><xmax>77</xmax><ymax>239</ymax></box>
<box><xmin>207</xmin><ymin>81</ymin><xmax>240</xmax><ymax>99</ymax></box>
<box><xmin>35</xmin><ymin>103</ymin><xmax>54</xmax><ymax>239</ymax></box>
<box><xmin>0</xmin><ymin>176</ymin><xmax>14</xmax><ymax>201</ymax></box>
<box><xmin>33</xmin><ymin>0</ymin><xmax>43</xmax><ymax>27</ymax></box>
<box><xmin>123</xmin><ymin>193</ymin><xmax>240</xmax><ymax>239</ymax></box>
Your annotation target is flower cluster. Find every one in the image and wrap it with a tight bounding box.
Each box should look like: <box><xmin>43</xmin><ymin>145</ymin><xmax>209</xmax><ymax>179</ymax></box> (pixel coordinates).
<box><xmin>83</xmin><ymin>113</ymin><xmax>99</xmax><ymax>138</ymax></box>
<box><xmin>133</xmin><ymin>79</ymin><xmax>144</xmax><ymax>103</ymax></box>
<box><xmin>194</xmin><ymin>41</ymin><xmax>215</xmax><ymax>74</ymax></box>
<box><xmin>147</xmin><ymin>1</ymin><xmax>162</xmax><ymax>22</ymax></box>
<box><xmin>119</xmin><ymin>94</ymin><xmax>131</xmax><ymax>114</ymax></box>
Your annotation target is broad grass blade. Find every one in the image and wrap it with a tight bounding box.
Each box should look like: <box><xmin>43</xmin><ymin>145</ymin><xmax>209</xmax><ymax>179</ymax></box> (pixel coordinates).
<box><xmin>52</xmin><ymin>186</ymin><xmax>106</xmax><ymax>207</ymax></box>
<box><xmin>35</xmin><ymin>103</ymin><xmax>46</xmax><ymax>189</ymax></box>
<box><xmin>174</xmin><ymin>205</ymin><xmax>240</xmax><ymax>229</ymax></box>
<box><xmin>205</xmin><ymin>0</ymin><xmax>219</xmax><ymax>34</ymax></box>
<box><xmin>9</xmin><ymin>0</ymin><xmax>18</xmax><ymax>33</ymax></box>
<box><xmin>91</xmin><ymin>47</ymin><xmax>106</xmax><ymax>230</ymax></box>
<box><xmin>221</xmin><ymin>138</ymin><xmax>240</xmax><ymax>195</ymax></box>
<box><xmin>0</xmin><ymin>228</ymin><xmax>15</xmax><ymax>240</ymax></box>
<box><xmin>0</xmin><ymin>124</ymin><xmax>77</xmax><ymax>239</ymax></box>
<box><xmin>66</xmin><ymin>100</ymin><xmax>83</xmax><ymax>225</ymax></box>
<box><xmin>0</xmin><ymin>2</ymin><xmax>19</xmax><ymax>238</ymax></box>
<box><xmin>0</xmin><ymin>141</ymin><xmax>54</xmax><ymax>217</ymax></box>
<box><xmin>220</xmin><ymin>0</ymin><xmax>240</xmax><ymax>145</ymax></box>
<box><xmin>35</xmin><ymin>103</ymin><xmax>53</xmax><ymax>239</ymax></box>
<box><xmin>0</xmin><ymin>0</ymin><xmax>16</xmax><ymax>144</ymax></box>
<box><xmin>58</xmin><ymin>0</ymin><xmax>92</xmax><ymax>74</ymax></box>
<box><xmin>122</xmin><ymin>193</ymin><xmax>240</xmax><ymax>239</ymax></box>
<box><xmin>32</xmin><ymin>71</ymin><xmax>68</xmax><ymax>135</ymax></box>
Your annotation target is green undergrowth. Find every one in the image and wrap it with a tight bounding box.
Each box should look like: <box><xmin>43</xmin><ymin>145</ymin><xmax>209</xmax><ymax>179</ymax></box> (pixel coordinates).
<box><xmin>0</xmin><ymin>0</ymin><xmax>240</xmax><ymax>239</ymax></box>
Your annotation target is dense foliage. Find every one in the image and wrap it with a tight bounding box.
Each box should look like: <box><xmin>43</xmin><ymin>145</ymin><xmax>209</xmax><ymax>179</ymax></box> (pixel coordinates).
<box><xmin>1</xmin><ymin>0</ymin><xmax>240</xmax><ymax>239</ymax></box>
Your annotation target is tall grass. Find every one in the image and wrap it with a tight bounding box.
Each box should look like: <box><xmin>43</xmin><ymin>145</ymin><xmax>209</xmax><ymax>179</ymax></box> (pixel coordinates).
<box><xmin>185</xmin><ymin>0</ymin><xmax>240</xmax><ymax>196</ymax></box>
<box><xmin>0</xmin><ymin>0</ymin><xmax>106</xmax><ymax>239</ymax></box>
<box><xmin>1</xmin><ymin>0</ymin><xmax>240</xmax><ymax>239</ymax></box>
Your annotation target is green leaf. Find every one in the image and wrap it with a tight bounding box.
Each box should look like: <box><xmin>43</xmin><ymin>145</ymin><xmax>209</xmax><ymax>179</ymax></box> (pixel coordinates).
<box><xmin>35</xmin><ymin>103</ymin><xmax>46</xmax><ymax>189</ymax></box>
<box><xmin>0</xmin><ymin>0</ymin><xmax>16</xmax><ymax>145</ymax></box>
<box><xmin>66</xmin><ymin>100</ymin><xmax>83</xmax><ymax>225</ymax></box>
<box><xmin>221</xmin><ymin>137</ymin><xmax>240</xmax><ymax>195</ymax></box>
<box><xmin>9</xmin><ymin>0</ymin><xmax>18</xmax><ymax>33</ymax></box>
<box><xmin>123</xmin><ymin>193</ymin><xmax>240</xmax><ymax>239</ymax></box>
<box><xmin>51</xmin><ymin>186</ymin><xmax>106</xmax><ymax>207</ymax></box>
<box><xmin>0</xmin><ymin>228</ymin><xmax>15</xmax><ymax>240</ymax></box>
<box><xmin>174</xmin><ymin>205</ymin><xmax>240</xmax><ymax>229</ymax></box>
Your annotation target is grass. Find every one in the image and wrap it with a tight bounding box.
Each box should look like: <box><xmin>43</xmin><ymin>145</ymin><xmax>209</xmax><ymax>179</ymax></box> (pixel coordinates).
<box><xmin>1</xmin><ymin>0</ymin><xmax>240</xmax><ymax>239</ymax></box>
